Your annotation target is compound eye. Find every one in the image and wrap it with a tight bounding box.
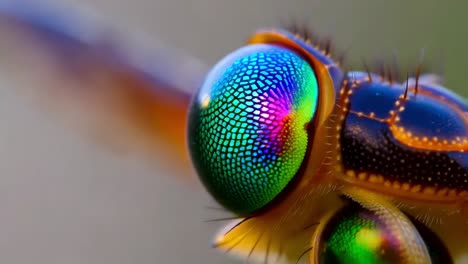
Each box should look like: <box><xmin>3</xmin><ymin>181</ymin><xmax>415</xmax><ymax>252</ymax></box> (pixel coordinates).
<box><xmin>316</xmin><ymin>204</ymin><xmax>452</xmax><ymax>264</ymax></box>
<box><xmin>188</xmin><ymin>44</ymin><xmax>319</xmax><ymax>215</ymax></box>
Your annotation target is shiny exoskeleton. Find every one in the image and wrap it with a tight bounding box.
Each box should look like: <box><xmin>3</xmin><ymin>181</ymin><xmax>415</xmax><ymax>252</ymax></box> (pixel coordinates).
<box><xmin>336</xmin><ymin>72</ymin><xmax>468</xmax><ymax>203</ymax></box>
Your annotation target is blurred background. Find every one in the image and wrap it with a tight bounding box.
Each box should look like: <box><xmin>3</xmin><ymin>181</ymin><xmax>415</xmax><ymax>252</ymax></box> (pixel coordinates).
<box><xmin>1</xmin><ymin>0</ymin><xmax>467</xmax><ymax>263</ymax></box>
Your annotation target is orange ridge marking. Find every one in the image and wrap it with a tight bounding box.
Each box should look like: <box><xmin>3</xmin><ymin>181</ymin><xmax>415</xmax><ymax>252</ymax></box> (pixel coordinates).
<box><xmin>390</xmin><ymin>125</ymin><xmax>468</xmax><ymax>152</ymax></box>
<box><xmin>342</xmin><ymin>169</ymin><xmax>467</xmax><ymax>199</ymax></box>
<box><xmin>389</xmin><ymin>85</ymin><xmax>468</xmax><ymax>152</ymax></box>
<box><xmin>348</xmin><ymin>110</ymin><xmax>388</xmax><ymax>123</ymax></box>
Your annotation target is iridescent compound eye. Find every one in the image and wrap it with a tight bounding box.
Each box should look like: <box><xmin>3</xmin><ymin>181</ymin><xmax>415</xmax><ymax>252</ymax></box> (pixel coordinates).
<box><xmin>316</xmin><ymin>204</ymin><xmax>452</xmax><ymax>264</ymax></box>
<box><xmin>187</xmin><ymin>44</ymin><xmax>319</xmax><ymax>215</ymax></box>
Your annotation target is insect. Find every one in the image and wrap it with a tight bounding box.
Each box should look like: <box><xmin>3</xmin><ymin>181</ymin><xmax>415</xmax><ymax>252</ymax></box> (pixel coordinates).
<box><xmin>0</xmin><ymin>1</ymin><xmax>466</xmax><ymax>264</ymax></box>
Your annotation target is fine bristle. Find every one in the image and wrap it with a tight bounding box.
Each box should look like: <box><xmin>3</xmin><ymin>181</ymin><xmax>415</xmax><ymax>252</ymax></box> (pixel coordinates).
<box><xmin>281</xmin><ymin>20</ymin><xmax>344</xmax><ymax>65</ymax></box>
<box><xmin>361</xmin><ymin>49</ymin><xmax>439</xmax><ymax>86</ymax></box>
<box><xmin>414</xmin><ymin>48</ymin><xmax>426</xmax><ymax>95</ymax></box>
<box><xmin>361</xmin><ymin>58</ymin><xmax>373</xmax><ymax>82</ymax></box>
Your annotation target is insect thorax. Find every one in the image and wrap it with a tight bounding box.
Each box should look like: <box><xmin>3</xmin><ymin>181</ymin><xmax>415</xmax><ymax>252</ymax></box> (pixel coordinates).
<box><xmin>333</xmin><ymin>73</ymin><xmax>468</xmax><ymax>202</ymax></box>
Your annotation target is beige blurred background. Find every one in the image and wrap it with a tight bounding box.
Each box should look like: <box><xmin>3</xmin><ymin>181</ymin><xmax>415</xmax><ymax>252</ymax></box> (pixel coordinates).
<box><xmin>1</xmin><ymin>0</ymin><xmax>468</xmax><ymax>263</ymax></box>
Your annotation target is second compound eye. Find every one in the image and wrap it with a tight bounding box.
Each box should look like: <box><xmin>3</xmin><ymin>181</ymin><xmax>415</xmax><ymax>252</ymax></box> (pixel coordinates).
<box><xmin>314</xmin><ymin>204</ymin><xmax>452</xmax><ymax>264</ymax></box>
<box><xmin>187</xmin><ymin>44</ymin><xmax>319</xmax><ymax>215</ymax></box>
